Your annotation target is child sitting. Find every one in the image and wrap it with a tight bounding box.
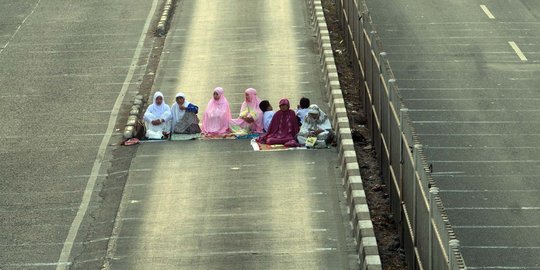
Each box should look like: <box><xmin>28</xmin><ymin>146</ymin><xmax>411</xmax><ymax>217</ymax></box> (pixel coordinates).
<box><xmin>296</xmin><ymin>97</ymin><xmax>310</xmax><ymax>125</ymax></box>
<box><xmin>259</xmin><ymin>100</ymin><xmax>274</xmax><ymax>133</ymax></box>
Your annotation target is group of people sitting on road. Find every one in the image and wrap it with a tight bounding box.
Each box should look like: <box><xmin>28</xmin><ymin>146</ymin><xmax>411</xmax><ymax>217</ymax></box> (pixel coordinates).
<box><xmin>143</xmin><ymin>87</ymin><xmax>334</xmax><ymax>148</ymax></box>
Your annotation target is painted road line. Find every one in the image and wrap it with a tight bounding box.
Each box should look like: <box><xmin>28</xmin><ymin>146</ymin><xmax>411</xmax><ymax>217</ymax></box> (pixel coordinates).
<box><xmin>455</xmin><ymin>225</ymin><xmax>540</xmax><ymax>229</ymax></box>
<box><xmin>442</xmin><ymin>190</ymin><xmax>540</xmax><ymax>192</ymax></box>
<box><xmin>428</xmin><ymin>146</ymin><xmax>540</xmax><ymax>149</ymax></box>
<box><xmin>509</xmin><ymin>41</ymin><xmax>528</xmax><ymax>61</ymax></box>
<box><xmin>431</xmin><ymin>160</ymin><xmax>540</xmax><ymax>163</ymax></box>
<box><xmin>446</xmin><ymin>207</ymin><xmax>540</xmax><ymax>210</ymax></box>
<box><xmin>0</xmin><ymin>0</ymin><xmax>41</xmax><ymax>58</ymax></box>
<box><xmin>462</xmin><ymin>246</ymin><xmax>540</xmax><ymax>249</ymax></box>
<box><xmin>55</xmin><ymin>0</ymin><xmax>160</xmax><ymax>269</ymax></box>
<box><xmin>468</xmin><ymin>267</ymin><xmax>540</xmax><ymax>270</ymax></box>
<box><xmin>480</xmin><ymin>5</ymin><xmax>496</xmax><ymax>19</ymax></box>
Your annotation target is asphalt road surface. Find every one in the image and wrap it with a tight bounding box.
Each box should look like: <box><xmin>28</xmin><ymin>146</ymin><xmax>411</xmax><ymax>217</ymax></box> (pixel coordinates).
<box><xmin>0</xmin><ymin>0</ymin><xmax>159</xmax><ymax>269</ymax></box>
<box><xmin>364</xmin><ymin>0</ymin><xmax>540</xmax><ymax>268</ymax></box>
<box><xmin>1</xmin><ymin>0</ymin><xmax>359</xmax><ymax>269</ymax></box>
<box><xmin>104</xmin><ymin>0</ymin><xmax>358</xmax><ymax>269</ymax></box>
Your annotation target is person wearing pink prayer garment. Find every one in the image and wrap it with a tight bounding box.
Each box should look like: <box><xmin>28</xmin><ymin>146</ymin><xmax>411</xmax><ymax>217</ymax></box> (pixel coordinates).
<box><xmin>201</xmin><ymin>87</ymin><xmax>232</xmax><ymax>136</ymax></box>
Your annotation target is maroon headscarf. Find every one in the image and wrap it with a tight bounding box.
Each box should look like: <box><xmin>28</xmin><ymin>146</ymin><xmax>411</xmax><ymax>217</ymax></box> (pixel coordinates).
<box><xmin>258</xmin><ymin>98</ymin><xmax>299</xmax><ymax>145</ymax></box>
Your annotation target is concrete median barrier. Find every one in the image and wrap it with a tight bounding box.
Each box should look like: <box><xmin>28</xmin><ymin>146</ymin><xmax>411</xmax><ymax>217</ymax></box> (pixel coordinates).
<box><xmin>306</xmin><ymin>0</ymin><xmax>382</xmax><ymax>269</ymax></box>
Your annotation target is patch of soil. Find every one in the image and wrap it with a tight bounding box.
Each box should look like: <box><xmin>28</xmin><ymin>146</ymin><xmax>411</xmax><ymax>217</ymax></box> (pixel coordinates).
<box><xmin>320</xmin><ymin>1</ymin><xmax>407</xmax><ymax>269</ymax></box>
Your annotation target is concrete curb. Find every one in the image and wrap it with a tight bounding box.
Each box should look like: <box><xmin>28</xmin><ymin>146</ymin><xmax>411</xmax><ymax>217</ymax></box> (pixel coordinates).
<box><xmin>157</xmin><ymin>0</ymin><xmax>176</xmax><ymax>37</ymax></box>
<box><xmin>123</xmin><ymin>94</ymin><xmax>145</xmax><ymax>139</ymax></box>
<box><xmin>307</xmin><ymin>0</ymin><xmax>382</xmax><ymax>269</ymax></box>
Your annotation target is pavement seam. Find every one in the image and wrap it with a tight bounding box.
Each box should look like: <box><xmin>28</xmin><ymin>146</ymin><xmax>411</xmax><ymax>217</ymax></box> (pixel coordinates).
<box><xmin>306</xmin><ymin>0</ymin><xmax>382</xmax><ymax>269</ymax></box>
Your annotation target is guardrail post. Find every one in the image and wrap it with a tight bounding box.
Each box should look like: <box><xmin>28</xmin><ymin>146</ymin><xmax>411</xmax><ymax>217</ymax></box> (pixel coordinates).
<box><xmin>388</xmin><ymin>78</ymin><xmax>396</xmax><ymax>108</ymax></box>
<box><xmin>399</xmin><ymin>107</ymin><xmax>408</xmax><ymax>187</ymax></box>
<box><xmin>399</xmin><ymin>108</ymin><xmax>407</xmax><ymax>131</ymax></box>
<box><xmin>388</xmin><ymin>78</ymin><xmax>395</xmax><ymax>129</ymax></box>
<box><xmin>385</xmin><ymin>78</ymin><xmax>395</xmax><ymax>170</ymax></box>
<box><xmin>429</xmin><ymin>187</ymin><xmax>439</xmax><ymax>270</ymax></box>
<box><xmin>370</xmin><ymin>30</ymin><xmax>377</xmax><ymax>53</ymax></box>
<box><xmin>379</xmin><ymin>52</ymin><xmax>387</xmax><ymax>78</ymax></box>
<box><xmin>359</xmin><ymin>16</ymin><xmax>365</xmax><ymax>72</ymax></box>
<box><xmin>412</xmin><ymin>144</ymin><xmax>422</xmax><ymax>244</ymax></box>
<box><xmin>449</xmin><ymin>239</ymin><xmax>460</xmax><ymax>269</ymax></box>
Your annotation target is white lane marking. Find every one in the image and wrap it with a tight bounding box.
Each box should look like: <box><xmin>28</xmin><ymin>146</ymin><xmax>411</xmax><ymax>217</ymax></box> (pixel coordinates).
<box><xmin>509</xmin><ymin>41</ymin><xmax>528</xmax><ymax>61</ymax></box>
<box><xmin>0</xmin><ymin>0</ymin><xmax>41</xmax><ymax>58</ymax></box>
<box><xmin>7</xmin><ymin>40</ymin><xmax>137</xmax><ymax>46</ymax></box>
<box><xmin>480</xmin><ymin>5</ymin><xmax>496</xmax><ymax>19</ymax></box>
<box><xmin>442</xmin><ymin>190</ymin><xmax>540</xmax><ymax>192</ymax></box>
<box><xmin>428</xmin><ymin>146</ymin><xmax>540</xmax><ymax>149</ymax></box>
<box><xmin>96</xmin><ymin>82</ymin><xmax>139</xmax><ymax>85</ymax></box>
<box><xmin>468</xmin><ymin>267</ymin><xmax>540</xmax><ymax>270</ymax></box>
<box><xmin>33</xmin><ymin>33</ymin><xmax>140</xmax><ymax>37</ymax></box>
<box><xmin>454</xmin><ymin>225</ymin><xmax>540</xmax><ymax>228</ymax></box>
<box><xmin>407</xmin><ymin>97</ymin><xmax>540</xmax><ymax>101</ymax></box>
<box><xmin>430</xmin><ymin>171</ymin><xmax>466</xmax><ymax>175</ymax></box>
<box><xmin>463</xmin><ymin>246</ymin><xmax>540</xmax><ymax>249</ymax></box>
<box><xmin>431</xmin><ymin>160</ymin><xmax>540</xmax><ymax>163</ymax></box>
<box><xmin>32</xmin><ymin>74</ymin><xmax>144</xmax><ymax>78</ymax></box>
<box><xmin>1</xmin><ymin>240</ymin><xmax>84</xmax><ymax>247</ymax></box>
<box><xmin>172</xmin><ymin>26</ymin><xmax>257</xmax><ymax>31</ymax></box>
<box><xmin>404</xmin><ymin>86</ymin><xmax>540</xmax><ymax>91</ymax></box>
<box><xmin>0</xmin><ymin>207</ymin><xmax>85</xmax><ymax>212</ymax></box>
<box><xmin>410</xmin><ymin>109</ymin><xmax>540</xmax><ymax>112</ymax></box>
<box><xmin>55</xmin><ymin>0</ymin><xmax>159</xmax><ymax>268</ymax></box>
<box><xmin>2</xmin><ymin>262</ymin><xmax>71</xmax><ymax>267</ymax></box>
<box><xmin>419</xmin><ymin>133</ymin><xmax>540</xmax><ymax>136</ymax></box>
<box><xmin>413</xmin><ymin>120</ymin><xmax>540</xmax><ymax>124</ymax></box>
<box><xmin>0</xmin><ymin>94</ymin><xmax>43</xmax><ymax>99</ymax></box>
<box><xmin>3</xmin><ymin>133</ymin><xmax>122</xmax><ymax>139</ymax></box>
<box><xmin>434</xmin><ymin>174</ymin><xmax>540</xmax><ymax>178</ymax></box>
<box><xmin>315</xmin><ymin>248</ymin><xmax>337</xmax><ymax>251</ymax></box>
<box><xmin>446</xmin><ymin>207</ymin><xmax>540</xmax><ymax>210</ymax></box>
<box><xmin>0</xmin><ymin>190</ymin><xmax>83</xmax><ymax>196</ymax></box>
<box><xmin>27</xmin><ymin>49</ymin><xmax>138</xmax><ymax>53</ymax></box>
<box><xmin>110</xmin><ymin>249</ymin><xmax>336</xmax><ymax>256</ymax></box>
<box><xmin>120</xmin><ymin>209</ymin><xmax>327</xmax><ymax>219</ymax></box>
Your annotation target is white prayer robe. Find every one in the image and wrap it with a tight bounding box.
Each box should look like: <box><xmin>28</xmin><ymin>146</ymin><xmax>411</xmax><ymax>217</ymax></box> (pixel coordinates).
<box><xmin>144</xmin><ymin>91</ymin><xmax>172</xmax><ymax>139</ymax></box>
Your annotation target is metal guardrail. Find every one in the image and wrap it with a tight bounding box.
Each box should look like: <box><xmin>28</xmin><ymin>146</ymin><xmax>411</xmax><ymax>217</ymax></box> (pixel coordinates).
<box><xmin>334</xmin><ymin>0</ymin><xmax>467</xmax><ymax>269</ymax></box>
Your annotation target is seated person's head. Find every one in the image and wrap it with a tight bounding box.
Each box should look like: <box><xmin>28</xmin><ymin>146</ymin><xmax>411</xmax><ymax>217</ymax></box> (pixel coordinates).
<box><xmin>259</xmin><ymin>100</ymin><xmax>272</xmax><ymax>112</ymax></box>
<box><xmin>154</xmin><ymin>91</ymin><xmax>164</xmax><ymax>105</ymax></box>
<box><xmin>308</xmin><ymin>105</ymin><xmax>320</xmax><ymax>120</ymax></box>
<box><xmin>279</xmin><ymin>99</ymin><xmax>290</xmax><ymax>112</ymax></box>
<box><xmin>176</xmin><ymin>93</ymin><xmax>185</xmax><ymax>105</ymax></box>
<box><xmin>156</xmin><ymin>96</ymin><xmax>163</xmax><ymax>105</ymax></box>
<box><xmin>299</xmin><ymin>97</ymin><xmax>310</xmax><ymax>109</ymax></box>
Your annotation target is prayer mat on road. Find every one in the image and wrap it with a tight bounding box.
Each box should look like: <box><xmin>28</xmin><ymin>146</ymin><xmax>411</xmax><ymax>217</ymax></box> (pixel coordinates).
<box><xmin>236</xmin><ymin>133</ymin><xmax>259</xmax><ymax>140</ymax></box>
<box><xmin>202</xmin><ymin>134</ymin><xmax>237</xmax><ymax>140</ymax></box>
<box><xmin>202</xmin><ymin>133</ymin><xmax>259</xmax><ymax>140</ymax></box>
<box><xmin>171</xmin><ymin>133</ymin><xmax>201</xmax><ymax>141</ymax></box>
<box><xmin>251</xmin><ymin>139</ymin><xmax>307</xmax><ymax>151</ymax></box>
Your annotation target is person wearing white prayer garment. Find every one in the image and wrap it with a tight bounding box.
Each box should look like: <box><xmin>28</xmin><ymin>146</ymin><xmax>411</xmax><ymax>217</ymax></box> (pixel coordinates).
<box><xmin>171</xmin><ymin>92</ymin><xmax>200</xmax><ymax>134</ymax></box>
<box><xmin>143</xmin><ymin>91</ymin><xmax>172</xmax><ymax>139</ymax></box>
<box><xmin>297</xmin><ymin>104</ymin><xmax>334</xmax><ymax>148</ymax></box>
